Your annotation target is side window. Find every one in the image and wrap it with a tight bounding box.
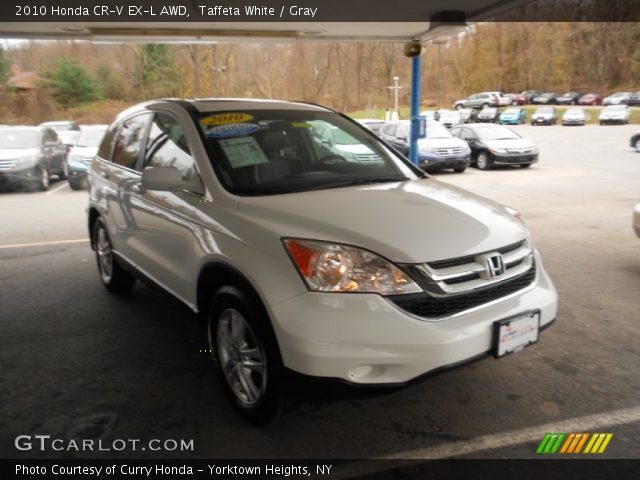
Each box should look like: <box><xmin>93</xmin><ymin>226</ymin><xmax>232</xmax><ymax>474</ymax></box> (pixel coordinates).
<box><xmin>112</xmin><ymin>113</ymin><xmax>152</xmax><ymax>169</ymax></box>
<box><xmin>97</xmin><ymin>121</ymin><xmax>121</xmax><ymax>160</ymax></box>
<box><xmin>144</xmin><ymin>112</ymin><xmax>197</xmax><ymax>182</ymax></box>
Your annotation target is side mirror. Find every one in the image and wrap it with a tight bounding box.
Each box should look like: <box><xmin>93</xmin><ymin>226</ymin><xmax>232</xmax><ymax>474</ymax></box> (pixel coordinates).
<box><xmin>141</xmin><ymin>166</ymin><xmax>204</xmax><ymax>195</ymax></box>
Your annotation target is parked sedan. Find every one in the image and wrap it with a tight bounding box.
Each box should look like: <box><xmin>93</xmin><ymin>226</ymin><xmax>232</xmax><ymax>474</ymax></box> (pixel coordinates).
<box><xmin>627</xmin><ymin>91</ymin><xmax>640</xmax><ymax>107</ymax></box>
<box><xmin>0</xmin><ymin>126</ymin><xmax>67</xmax><ymax>191</ymax></box>
<box><xmin>504</xmin><ymin>93</ymin><xmax>526</xmax><ymax>105</ymax></box>
<box><xmin>520</xmin><ymin>90</ymin><xmax>543</xmax><ymax>104</ymax></box>
<box><xmin>499</xmin><ymin>107</ymin><xmax>527</xmax><ymax>125</ymax></box>
<box><xmin>450</xmin><ymin>123</ymin><xmax>538</xmax><ymax>170</ymax></box>
<box><xmin>531</xmin><ymin>92</ymin><xmax>557</xmax><ymax>105</ymax></box>
<box><xmin>630</xmin><ymin>131</ymin><xmax>640</xmax><ymax>152</ymax></box>
<box><xmin>603</xmin><ymin>92</ymin><xmax>632</xmax><ymax>106</ymax></box>
<box><xmin>379</xmin><ymin>120</ymin><xmax>471</xmax><ymax>173</ymax></box>
<box><xmin>66</xmin><ymin>124</ymin><xmax>108</xmax><ymax>190</ymax></box>
<box><xmin>437</xmin><ymin>109</ymin><xmax>463</xmax><ymax>128</ymax></box>
<box><xmin>599</xmin><ymin>105</ymin><xmax>630</xmax><ymax>125</ymax></box>
<box><xmin>531</xmin><ymin>106</ymin><xmax>558</xmax><ymax>125</ymax></box>
<box><xmin>578</xmin><ymin>93</ymin><xmax>603</xmax><ymax>106</ymax></box>
<box><xmin>562</xmin><ymin>108</ymin><xmax>587</xmax><ymax>126</ymax></box>
<box><xmin>555</xmin><ymin>92</ymin><xmax>582</xmax><ymax>105</ymax></box>
<box><xmin>477</xmin><ymin>107</ymin><xmax>500</xmax><ymax>123</ymax></box>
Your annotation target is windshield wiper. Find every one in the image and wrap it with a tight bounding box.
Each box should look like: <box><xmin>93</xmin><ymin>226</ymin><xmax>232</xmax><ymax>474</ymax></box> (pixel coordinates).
<box><xmin>306</xmin><ymin>176</ymin><xmax>409</xmax><ymax>191</ymax></box>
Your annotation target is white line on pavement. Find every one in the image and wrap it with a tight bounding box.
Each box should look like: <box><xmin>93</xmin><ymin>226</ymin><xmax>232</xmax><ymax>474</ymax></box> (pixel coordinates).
<box><xmin>0</xmin><ymin>238</ymin><xmax>88</xmax><ymax>250</ymax></box>
<box><xmin>45</xmin><ymin>182</ymin><xmax>69</xmax><ymax>195</ymax></box>
<box><xmin>382</xmin><ymin>405</ymin><xmax>640</xmax><ymax>459</ymax></box>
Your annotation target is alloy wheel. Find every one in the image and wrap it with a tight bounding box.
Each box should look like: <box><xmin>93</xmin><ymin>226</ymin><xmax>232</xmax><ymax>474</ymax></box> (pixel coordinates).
<box><xmin>96</xmin><ymin>226</ymin><xmax>114</xmax><ymax>284</ymax></box>
<box><xmin>215</xmin><ymin>309</ymin><xmax>267</xmax><ymax>406</ymax></box>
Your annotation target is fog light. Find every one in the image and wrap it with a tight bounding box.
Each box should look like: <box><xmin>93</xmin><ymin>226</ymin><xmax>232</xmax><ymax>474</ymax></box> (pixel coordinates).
<box><xmin>348</xmin><ymin>365</ymin><xmax>374</xmax><ymax>381</ymax></box>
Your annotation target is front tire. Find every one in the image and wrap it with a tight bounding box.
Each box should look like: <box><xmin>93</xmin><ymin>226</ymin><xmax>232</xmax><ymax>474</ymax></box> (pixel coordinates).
<box><xmin>476</xmin><ymin>151</ymin><xmax>492</xmax><ymax>170</ymax></box>
<box><xmin>31</xmin><ymin>164</ymin><xmax>50</xmax><ymax>192</ymax></box>
<box><xmin>634</xmin><ymin>138</ymin><xmax>640</xmax><ymax>153</ymax></box>
<box><xmin>92</xmin><ymin>218</ymin><xmax>136</xmax><ymax>293</ymax></box>
<box><xmin>208</xmin><ymin>286</ymin><xmax>289</xmax><ymax>426</ymax></box>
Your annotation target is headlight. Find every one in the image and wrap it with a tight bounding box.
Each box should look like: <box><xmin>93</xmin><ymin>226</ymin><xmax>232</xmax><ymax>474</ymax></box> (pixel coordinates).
<box><xmin>16</xmin><ymin>154</ymin><xmax>38</xmax><ymax>169</ymax></box>
<box><xmin>283</xmin><ymin>238</ymin><xmax>421</xmax><ymax>295</ymax></box>
<box><xmin>490</xmin><ymin>148</ymin><xmax>508</xmax><ymax>154</ymax></box>
<box><xmin>419</xmin><ymin>143</ymin><xmax>434</xmax><ymax>154</ymax></box>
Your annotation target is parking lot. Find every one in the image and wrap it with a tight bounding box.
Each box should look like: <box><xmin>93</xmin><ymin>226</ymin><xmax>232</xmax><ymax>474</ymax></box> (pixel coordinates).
<box><xmin>1</xmin><ymin>124</ymin><xmax>639</xmax><ymax>460</ymax></box>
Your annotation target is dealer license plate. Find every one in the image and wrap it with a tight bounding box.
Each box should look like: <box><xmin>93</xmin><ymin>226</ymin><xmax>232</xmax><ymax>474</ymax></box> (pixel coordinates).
<box><xmin>493</xmin><ymin>311</ymin><xmax>540</xmax><ymax>358</ymax></box>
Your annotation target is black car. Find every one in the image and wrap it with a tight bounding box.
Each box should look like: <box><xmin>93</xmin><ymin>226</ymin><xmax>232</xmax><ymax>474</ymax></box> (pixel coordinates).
<box><xmin>531</xmin><ymin>92</ymin><xmax>558</xmax><ymax>105</ymax></box>
<box><xmin>0</xmin><ymin>126</ymin><xmax>68</xmax><ymax>191</ymax></box>
<box><xmin>450</xmin><ymin>123</ymin><xmax>538</xmax><ymax>170</ymax></box>
<box><xmin>628</xmin><ymin>91</ymin><xmax>640</xmax><ymax>107</ymax></box>
<box><xmin>555</xmin><ymin>91</ymin><xmax>582</xmax><ymax>105</ymax></box>
<box><xmin>631</xmin><ymin>131</ymin><xmax>640</xmax><ymax>153</ymax></box>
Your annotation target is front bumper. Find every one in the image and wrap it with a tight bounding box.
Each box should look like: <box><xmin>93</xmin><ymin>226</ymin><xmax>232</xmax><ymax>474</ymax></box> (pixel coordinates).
<box><xmin>270</xmin><ymin>251</ymin><xmax>557</xmax><ymax>384</ymax></box>
<box><xmin>492</xmin><ymin>153</ymin><xmax>538</xmax><ymax>165</ymax></box>
<box><xmin>419</xmin><ymin>153</ymin><xmax>470</xmax><ymax>171</ymax></box>
<box><xmin>0</xmin><ymin>165</ymin><xmax>39</xmax><ymax>184</ymax></box>
<box><xmin>599</xmin><ymin>118</ymin><xmax>626</xmax><ymax>124</ymax></box>
<box><xmin>532</xmin><ymin>118</ymin><xmax>553</xmax><ymax>124</ymax></box>
<box><xmin>562</xmin><ymin>120</ymin><xmax>585</xmax><ymax>125</ymax></box>
<box><xmin>499</xmin><ymin>118</ymin><xmax>520</xmax><ymax>125</ymax></box>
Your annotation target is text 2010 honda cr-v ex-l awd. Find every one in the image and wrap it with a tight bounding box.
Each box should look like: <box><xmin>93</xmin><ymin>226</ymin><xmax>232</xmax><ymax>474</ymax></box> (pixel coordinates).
<box><xmin>88</xmin><ymin>99</ymin><xmax>557</xmax><ymax>425</ymax></box>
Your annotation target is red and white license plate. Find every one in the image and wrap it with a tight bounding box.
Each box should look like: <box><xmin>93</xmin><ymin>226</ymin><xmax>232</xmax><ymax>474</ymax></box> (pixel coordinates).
<box><xmin>493</xmin><ymin>311</ymin><xmax>540</xmax><ymax>358</ymax></box>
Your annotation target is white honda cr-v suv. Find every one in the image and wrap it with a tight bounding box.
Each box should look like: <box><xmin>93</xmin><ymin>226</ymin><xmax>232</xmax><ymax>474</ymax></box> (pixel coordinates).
<box><xmin>88</xmin><ymin>99</ymin><xmax>557</xmax><ymax>424</ymax></box>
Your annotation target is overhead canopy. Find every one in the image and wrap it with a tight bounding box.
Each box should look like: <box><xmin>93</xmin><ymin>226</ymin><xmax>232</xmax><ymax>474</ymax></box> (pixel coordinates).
<box><xmin>0</xmin><ymin>0</ymin><xmax>534</xmax><ymax>42</ymax></box>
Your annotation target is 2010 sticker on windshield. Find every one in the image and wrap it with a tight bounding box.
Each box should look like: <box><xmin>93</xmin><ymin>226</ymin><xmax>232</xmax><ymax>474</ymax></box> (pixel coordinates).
<box><xmin>205</xmin><ymin>123</ymin><xmax>260</xmax><ymax>139</ymax></box>
<box><xmin>201</xmin><ymin>113</ymin><xmax>254</xmax><ymax>126</ymax></box>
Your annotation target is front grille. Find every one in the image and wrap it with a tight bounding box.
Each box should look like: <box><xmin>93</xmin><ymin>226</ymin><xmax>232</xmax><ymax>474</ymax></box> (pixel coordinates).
<box><xmin>427</xmin><ymin>240</ymin><xmax>524</xmax><ymax>269</ymax></box>
<box><xmin>506</xmin><ymin>148</ymin><xmax>534</xmax><ymax>154</ymax></box>
<box><xmin>389</xmin><ymin>260</ymin><xmax>536</xmax><ymax>318</ymax></box>
<box><xmin>434</xmin><ymin>147</ymin><xmax>464</xmax><ymax>157</ymax></box>
<box><xmin>0</xmin><ymin>159</ymin><xmax>18</xmax><ymax>172</ymax></box>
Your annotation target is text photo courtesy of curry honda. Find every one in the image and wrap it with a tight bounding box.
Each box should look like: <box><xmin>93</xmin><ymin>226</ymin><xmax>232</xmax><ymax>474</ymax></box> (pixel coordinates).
<box><xmin>1</xmin><ymin>1</ymin><xmax>640</xmax><ymax>479</ymax></box>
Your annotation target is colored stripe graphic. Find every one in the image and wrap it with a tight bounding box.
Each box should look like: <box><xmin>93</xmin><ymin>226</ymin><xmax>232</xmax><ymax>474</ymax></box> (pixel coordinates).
<box><xmin>538</xmin><ymin>433</ymin><xmax>613</xmax><ymax>454</ymax></box>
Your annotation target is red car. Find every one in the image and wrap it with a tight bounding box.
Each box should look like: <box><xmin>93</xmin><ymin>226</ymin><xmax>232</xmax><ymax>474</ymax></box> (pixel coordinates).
<box><xmin>578</xmin><ymin>93</ymin><xmax>603</xmax><ymax>106</ymax></box>
<box><xmin>504</xmin><ymin>93</ymin><xmax>526</xmax><ymax>105</ymax></box>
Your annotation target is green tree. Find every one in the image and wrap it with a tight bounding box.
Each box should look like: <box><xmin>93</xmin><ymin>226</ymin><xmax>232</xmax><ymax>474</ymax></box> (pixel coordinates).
<box><xmin>0</xmin><ymin>48</ymin><xmax>10</xmax><ymax>87</ymax></box>
<box><xmin>138</xmin><ymin>44</ymin><xmax>180</xmax><ymax>98</ymax></box>
<box><xmin>44</xmin><ymin>57</ymin><xmax>102</xmax><ymax>108</ymax></box>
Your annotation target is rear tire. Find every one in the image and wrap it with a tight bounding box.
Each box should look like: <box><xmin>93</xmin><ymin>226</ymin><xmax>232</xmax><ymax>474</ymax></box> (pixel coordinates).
<box><xmin>208</xmin><ymin>286</ymin><xmax>289</xmax><ymax>426</ymax></box>
<box><xmin>92</xmin><ymin>217</ymin><xmax>136</xmax><ymax>293</ymax></box>
<box><xmin>32</xmin><ymin>164</ymin><xmax>50</xmax><ymax>192</ymax></box>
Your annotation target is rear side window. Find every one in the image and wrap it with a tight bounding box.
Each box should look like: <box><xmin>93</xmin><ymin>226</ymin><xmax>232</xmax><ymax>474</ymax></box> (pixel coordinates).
<box><xmin>97</xmin><ymin>122</ymin><xmax>121</xmax><ymax>160</ymax></box>
<box><xmin>144</xmin><ymin>113</ymin><xmax>197</xmax><ymax>182</ymax></box>
<box><xmin>111</xmin><ymin>114</ymin><xmax>152</xmax><ymax>169</ymax></box>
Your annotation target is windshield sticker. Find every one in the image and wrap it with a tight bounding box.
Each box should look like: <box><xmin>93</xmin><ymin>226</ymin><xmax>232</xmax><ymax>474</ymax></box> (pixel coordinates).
<box><xmin>205</xmin><ymin>123</ymin><xmax>260</xmax><ymax>139</ymax></box>
<box><xmin>200</xmin><ymin>113</ymin><xmax>254</xmax><ymax>126</ymax></box>
<box><xmin>219</xmin><ymin>137</ymin><xmax>270</xmax><ymax>169</ymax></box>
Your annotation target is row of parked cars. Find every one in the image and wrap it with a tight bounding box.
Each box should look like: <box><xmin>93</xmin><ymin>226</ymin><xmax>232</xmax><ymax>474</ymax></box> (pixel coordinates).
<box><xmin>357</xmin><ymin>119</ymin><xmax>538</xmax><ymax>173</ymax></box>
<box><xmin>454</xmin><ymin>90</ymin><xmax>640</xmax><ymax>109</ymax></box>
<box><xmin>0</xmin><ymin>121</ymin><xmax>107</xmax><ymax>191</ymax></box>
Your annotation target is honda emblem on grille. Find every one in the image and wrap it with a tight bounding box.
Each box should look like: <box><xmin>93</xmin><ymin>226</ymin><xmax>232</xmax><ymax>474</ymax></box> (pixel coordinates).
<box><xmin>485</xmin><ymin>253</ymin><xmax>506</xmax><ymax>278</ymax></box>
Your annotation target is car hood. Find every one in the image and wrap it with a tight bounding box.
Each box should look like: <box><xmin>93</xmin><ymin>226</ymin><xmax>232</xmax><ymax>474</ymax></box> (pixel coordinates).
<box><xmin>563</xmin><ymin>113</ymin><xmax>585</xmax><ymax>119</ymax></box>
<box><xmin>482</xmin><ymin>139</ymin><xmax>535</xmax><ymax>150</ymax></box>
<box><xmin>0</xmin><ymin>148</ymin><xmax>38</xmax><ymax>160</ymax></box>
<box><xmin>600</xmin><ymin>110</ymin><xmax>626</xmax><ymax>117</ymax></box>
<box><xmin>532</xmin><ymin>112</ymin><xmax>553</xmax><ymax>118</ymax></box>
<box><xmin>419</xmin><ymin>137</ymin><xmax>467</xmax><ymax>150</ymax></box>
<box><xmin>236</xmin><ymin>178</ymin><xmax>527</xmax><ymax>263</ymax></box>
<box><xmin>70</xmin><ymin>145</ymin><xmax>99</xmax><ymax>157</ymax></box>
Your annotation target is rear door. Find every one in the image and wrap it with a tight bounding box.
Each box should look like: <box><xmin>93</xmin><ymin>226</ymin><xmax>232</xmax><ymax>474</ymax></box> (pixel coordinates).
<box><xmin>123</xmin><ymin>111</ymin><xmax>205</xmax><ymax>303</ymax></box>
<box><xmin>96</xmin><ymin>113</ymin><xmax>153</xmax><ymax>260</ymax></box>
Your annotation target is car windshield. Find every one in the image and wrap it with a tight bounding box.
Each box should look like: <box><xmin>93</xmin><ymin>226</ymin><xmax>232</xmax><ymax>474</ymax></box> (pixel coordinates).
<box><xmin>196</xmin><ymin>110</ymin><xmax>420</xmax><ymax>195</ymax></box>
<box><xmin>473</xmin><ymin>125</ymin><xmax>521</xmax><ymax>140</ymax></box>
<box><xmin>610</xmin><ymin>92</ymin><xmax>629</xmax><ymax>97</ymax></box>
<box><xmin>562</xmin><ymin>92</ymin><xmax>576</xmax><ymax>96</ymax></box>
<box><xmin>0</xmin><ymin>129</ymin><xmax>39</xmax><ymax>149</ymax></box>
<box><xmin>566</xmin><ymin>108</ymin><xmax>583</xmax><ymax>115</ymax></box>
<box><xmin>503</xmin><ymin>108</ymin><xmax>520</xmax><ymax>114</ymax></box>
<box><xmin>420</xmin><ymin>121</ymin><xmax>452</xmax><ymax>139</ymax></box>
<box><xmin>537</xmin><ymin>108</ymin><xmax>554</xmax><ymax>114</ymax></box>
<box><xmin>481</xmin><ymin>108</ymin><xmax>497</xmax><ymax>114</ymax></box>
<box><xmin>45</xmin><ymin>124</ymin><xmax>74</xmax><ymax>131</ymax></box>
<box><xmin>606</xmin><ymin>105</ymin><xmax>627</xmax><ymax>111</ymax></box>
<box><xmin>76</xmin><ymin>128</ymin><xmax>107</xmax><ymax>147</ymax></box>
